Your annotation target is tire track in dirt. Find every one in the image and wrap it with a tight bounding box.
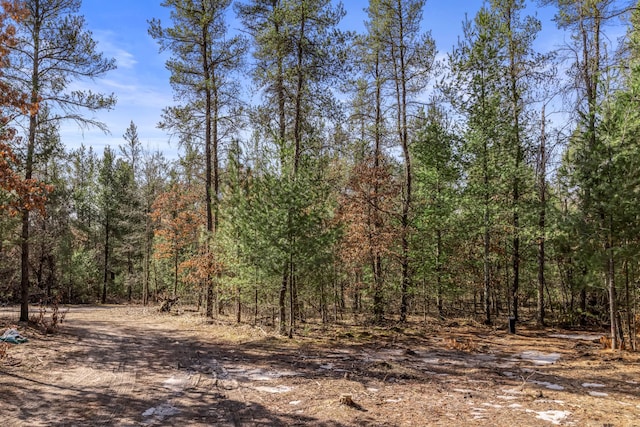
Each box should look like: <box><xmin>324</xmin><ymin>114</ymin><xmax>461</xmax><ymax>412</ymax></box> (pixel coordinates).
<box><xmin>4</xmin><ymin>306</ymin><xmax>640</xmax><ymax>426</ymax></box>
<box><xmin>99</xmin><ymin>361</ymin><xmax>137</xmax><ymax>424</ymax></box>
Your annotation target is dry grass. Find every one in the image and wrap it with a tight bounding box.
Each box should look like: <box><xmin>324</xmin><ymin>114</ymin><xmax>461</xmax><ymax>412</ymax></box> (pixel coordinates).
<box><xmin>0</xmin><ymin>342</ymin><xmax>8</xmax><ymax>360</ymax></box>
<box><xmin>444</xmin><ymin>336</ymin><xmax>478</xmax><ymax>352</ymax></box>
<box><xmin>29</xmin><ymin>301</ymin><xmax>68</xmax><ymax>334</ymax></box>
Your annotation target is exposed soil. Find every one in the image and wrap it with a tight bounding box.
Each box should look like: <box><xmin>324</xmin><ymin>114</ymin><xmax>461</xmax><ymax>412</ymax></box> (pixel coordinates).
<box><xmin>1</xmin><ymin>305</ymin><xmax>639</xmax><ymax>426</ymax></box>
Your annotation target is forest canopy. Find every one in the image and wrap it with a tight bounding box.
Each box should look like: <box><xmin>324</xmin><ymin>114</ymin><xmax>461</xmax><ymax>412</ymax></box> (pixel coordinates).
<box><xmin>1</xmin><ymin>0</ymin><xmax>639</xmax><ymax>350</ymax></box>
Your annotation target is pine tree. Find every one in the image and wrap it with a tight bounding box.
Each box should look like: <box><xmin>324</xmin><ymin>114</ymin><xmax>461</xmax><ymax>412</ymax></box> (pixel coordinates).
<box><xmin>366</xmin><ymin>0</ymin><xmax>436</xmax><ymax>322</ymax></box>
<box><xmin>8</xmin><ymin>0</ymin><xmax>116</xmax><ymax>321</ymax></box>
<box><xmin>98</xmin><ymin>147</ymin><xmax>134</xmax><ymax>304</ymax></box>
<box><xmin>140</xmin><ymin>149</ymin><xmax>167</xmax><ymax>305</ymax></box>
<box><xmin>149</xmin><ymin>0</ymin><xmax>247</xmax><ymax>317</ymax></box>
<box><xmin>448</xmin><ymin>7</ymin><xmax>507</xmax><ymax>325</ymax></box>
<box><xmin>489</xmin><ymin>0</ymin><xmax>551</xmax><ymax>323</ymax></box>
<box><xmin>118</xmin><ymin>122</ymin><xmax>145</xmax><ymax>301</ymax></box>
<box><xmin>237</xmin><ymin>0</ymin><xmax>346</xmax><ymax>335</ymax></box>
<box><xmin>411</xmin><ymin>105</ymin><xmax>460</xmax><ymax>318</ymax></box>
<box><xmin>547</xmin><ymin>0</ymin><xmax>628</xmax><ymax>348</ymax></box>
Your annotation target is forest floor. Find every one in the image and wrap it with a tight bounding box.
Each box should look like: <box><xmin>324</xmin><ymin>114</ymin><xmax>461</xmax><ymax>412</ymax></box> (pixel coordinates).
<box><xmin>0</xmin><ymin>305</ymin><xmax>639</xmax><ymax>426</ymax></box>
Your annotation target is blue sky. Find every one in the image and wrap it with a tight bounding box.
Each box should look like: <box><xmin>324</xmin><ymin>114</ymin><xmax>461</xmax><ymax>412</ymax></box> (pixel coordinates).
<box><xmin>66</xmin><ymin>0</ymin><xmax>562</xmax><ymax>158</ymax></box>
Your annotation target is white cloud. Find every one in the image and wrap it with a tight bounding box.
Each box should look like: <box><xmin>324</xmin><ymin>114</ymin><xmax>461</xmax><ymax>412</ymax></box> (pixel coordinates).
<box><xmin>55</xmin><ymin>27</ymin><xmax>177</xmax><ymax>157</ymax></box>
<box><xmin>113</xmin><ymin>48</ymin><xmax>137</xmax><ymax>69</ymax></box>
<box><xmin>94</xmin><ymin>30</ymin><xmax>138</xmax><ymax>69</ymax></box>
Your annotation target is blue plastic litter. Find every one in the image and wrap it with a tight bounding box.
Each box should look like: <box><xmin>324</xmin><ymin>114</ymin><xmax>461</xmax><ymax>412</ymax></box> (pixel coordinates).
<box><xmin>0</xmin><ymin>329</ymin><xmax>28</xmax><ymax>344</ymax></box>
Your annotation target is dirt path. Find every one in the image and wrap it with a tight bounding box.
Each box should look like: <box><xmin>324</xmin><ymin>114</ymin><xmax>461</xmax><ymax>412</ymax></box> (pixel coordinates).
<box><xmin>1</xmin><ymin>306</ymin><xmax>639</xmax><ymax>426</ymax></box>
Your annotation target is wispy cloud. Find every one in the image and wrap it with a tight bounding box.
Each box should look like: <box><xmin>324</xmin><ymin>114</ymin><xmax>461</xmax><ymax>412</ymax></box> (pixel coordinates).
<box><xmin>113</xmin><ymin>48</ymin><xmax>137</xmax><ymax>69</ymax></box>
<box><xmin>57</xmin><ymin>22</ymin><xmax>178</xmax><ymax>155</ymax></box>
<box><xmin>94</xmin><ymin>30</ymin><xmax>138</xmax><ymax>69</ymax></box>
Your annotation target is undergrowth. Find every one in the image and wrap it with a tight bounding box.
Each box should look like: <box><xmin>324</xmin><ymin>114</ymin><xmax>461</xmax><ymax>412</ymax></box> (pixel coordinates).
<box><xmin>30</xmin><ymin>298</ymin><xmax>68</xmax><ymax>334</ymax></box>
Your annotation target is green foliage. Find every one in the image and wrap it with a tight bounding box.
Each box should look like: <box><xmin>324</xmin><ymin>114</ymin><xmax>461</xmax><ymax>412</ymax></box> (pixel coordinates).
<box><xmin>2</xmin><ymin>0</ymin><xmax>640</xmax><ymax>333</ymax></box>
<box><xmin>411</xmin><ymin>106</ymin><xmax>461</xmax><ymax>306</ymax></box>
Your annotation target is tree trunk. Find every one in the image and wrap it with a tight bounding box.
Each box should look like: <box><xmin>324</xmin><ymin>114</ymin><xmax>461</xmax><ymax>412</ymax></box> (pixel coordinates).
<box><xmin>236</xmin><ymin>285</ymin><xmax>241</xmax><ymax>324</ymax></box>
<box><xmin>624</xmin><ymin>261</ymin><xmax>634</xmax><ymax>350</ymax></box>
<box><xmin>394</xmin><ymin>0</ymin><xmax>412</xmax><ymax>323</ymax></box>
<box><xmin>279</xmin><ymin>262</ymin><xmax>288</xmax><ymax>335</ymax></box>
<box><xmin>20</xmin><ymin>12</ymin><xmax>41</xmax><ymax>321</ymax></box>
<box><xmin>288</xmin><ymin>261</ymin><xmax>295</xmax><ymax>338</ymax></box>
<box><xmin>127</xmin><ymin>252</ymin><xmax>133</xmax><ymax>302</ymax></box>
<box><xmin>506</xmin><ymin>4</ymin><xmax>522</xmax><ymax>324</ymax></box>
<box><xmin>537</xmin><ymin>106</ymin><xmax>547</xmax><ymax>326</ymax></box>
<box><xmin>102</xmin><ymin>217</ymin><xmax>110</xmax><ymax>304</ymax></box>
<box><xmin>293</xmin><ymin>4</ymin><xmax>306</xmax><ymax>175</ymax></box>
<box><xmin>20</xmin><ymin>211</ymin><xmax>30</xmax><ymax>321</ymax></box>
<box><xmin>483</xmin><ymin>147</ymin><xmax>491</xmax><ymax>325</ymax></box>
<box><xmin>254</xmin><ymin>287</ymin><xmax>258</xmax><ymax>325</ymax></box>
<box><xmin>143</xmin><ymin>210</ymin><xmax>151</xmax><ymax>306</ymax></box>
<box><xmin>173</xmin><ymin>246</ymin><xmax>178</xmax><ymax>298</ymax></box>
<box><xmin>202</xmin><ymin>26</ymin><xmax>215</xmax><ymax>319</ymax></box>
<box><xmin>436</xmin><ymin>228</ymin><xmax>443</xmax><ymax>318</ymax></box>
<box><xmin>372</xmin><ymin>48</ymin><xmax>384</xmax><ymax>324</ymax></box>
<box><xmin>607</xmin><ymin>235</ymin><xmax>618</xmax><ymax>349</ymax></box>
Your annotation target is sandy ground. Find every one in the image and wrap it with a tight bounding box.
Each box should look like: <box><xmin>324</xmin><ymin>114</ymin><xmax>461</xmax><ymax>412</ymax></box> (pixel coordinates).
<box><xmin>1</xmin><ymin>305</ymin><xmax>639</xmax><ymax>426</ymax></box>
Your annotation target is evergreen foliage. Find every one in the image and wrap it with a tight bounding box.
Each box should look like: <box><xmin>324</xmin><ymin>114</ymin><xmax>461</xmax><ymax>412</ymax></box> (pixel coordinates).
<box><xmin>0</xmin><ymin>0</ymin><xmax>639</xmax><ymax>347</ymax></box>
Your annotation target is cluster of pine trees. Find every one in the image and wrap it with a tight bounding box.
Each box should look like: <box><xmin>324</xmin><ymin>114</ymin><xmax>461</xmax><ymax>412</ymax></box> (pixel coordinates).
<box><xmin>1</xmin><ymin>0</ymin><xmax>639</xmax><ymax>348</ymax></box>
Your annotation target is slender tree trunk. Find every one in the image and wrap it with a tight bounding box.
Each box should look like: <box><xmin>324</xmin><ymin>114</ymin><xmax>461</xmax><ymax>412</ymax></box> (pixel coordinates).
<box><xmin>236</xmin><ymin>285</ymin><xmax>241</xmax><ymax>324</ymax></box>
<box><xmin>320</xmin><ymin>278</ymin><xmax>326</xmax><ymax>323</ymax></box>
<box><xmin>435</xmin><ymin>176</ymin><xmax>444</xmax><ymax>318</ymax></box>
<box><xmin>372</xmin><ymin>49</ymin><xmax>384</xmax><ymax>323</ymax></box>
<box><xmin>505</xmin><ymin>5</ymin><xmax>522</xmax><ymax>323</ymax></box>
<box><xmin>212</xmin><ymin>84</ymin><xmax>220</xmax><ymax>233</ymax></box>
<box><xmin>372</xmin><ymin>253</ymin><xmax>384</xmax><ymax>322</ymax></box>
<box><xmin>102</xmin><ymin>217</ymin><xmax>110</xmax><ymax>304</ymax></box>
<box><xmin>293</xmin><ymin>4</ymin><xmax>305</xmax><ymax>175</ymax></box>
<box><xmin>20</xmin><ymin>211</ymin><xmax>30</xmax><ymax>320</ymax></box>
<box><xmin>20</xmin><ymin>6</ymin><xmax>42</xmax><ymax>321</ymax></box>
<box><xmin>537</xmin><ymin>195</ymin><xmax>546</xmax><ymax>326</ymax></box>
<box><xmin>46</xmin><ymin>253</ymin><xmax>55</xmax><ymax>301</ymax></box>
<box><xmin>274</xmin><ymin>13</ymin><xmax>287</xmax><ymax>334</ymax></box>
<box><xmin>279</xmin><ymin>262</ymin><xmax>288</xmax><ymax>335</ymax></box>
<box><xmin>284</xmin><ymin>6</ymin><xmax>306</xmax><ymax>335</ymax></box>
<box><xmin>607</xmin><ymin>238</ymin><xmax>617</xmax><ymax>349</ymax></box>
<box><xmin>392</xmin><ymin>0</ymin><xmax>412</xmax><ymax>323</ymax></box>
<box><xmin>127</xmin><ymin>252</ymin><xmax>133</xmax><ymax>302</ymax></box>
<box><xmin>276</xmin><ymin>34</ymin><xmax>286</xmax><ymax>166</ymax></box>
<box><xmin>254</xmin><ymin>287</ymin><xmax>258</xmax><ymax>325</ymax></box>
<box><xmin>211</xmin><ymin>81</ymin><xmax>221</xmax><ymax>317</ymax></box>
<box><xmin>288</xmin><ymin>260</ymin><xmax>295</xmax><ymax>338</ymax></box>
<box><xmin>624</xmin><ymin>260</ymin><xmax>633</xmax><ymax>350</ymax></box>
<box><xmin>483</xmin><ymin>218</ymin><xmax>491</xmax><ymax>325</ymax></box>
<box><xmin>483</xmin><ymin>141</ymin><xmax>492</xmax><ymax>325</ymax></box>
<box><xmin>436</xmin><ymin>228</ymin><xmax>443</xmax><ymax>318</ymax></box>
<box><xmin>173</xmin><ymin>245</ymin><xmax>178</xmax><ymax>298</ymax></box>
<box><xmin>203</xmin><ymin>30</ymin><xmax>214</xmax><ymax>318</ymax></box>
<box><xmin>537</xmin><ymin>106</ymin><xmax>547</xmax><ymax>326</ymax></box>
<box><xmin>143</xmin><ymin>208</ymin><xmax>151</xmax><ymax>306</ymax></box>
<box><xmin>512</xmin><ymin>202</ymin><xmax>520</xmax><ymax>321</ymax></box>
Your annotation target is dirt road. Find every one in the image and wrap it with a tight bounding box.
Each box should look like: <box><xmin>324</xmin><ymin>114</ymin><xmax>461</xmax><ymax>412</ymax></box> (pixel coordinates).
<box><xmin>1</xmin><ymin>306</ymin><xmax>639</xmax><ymax>426</ymax></box>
